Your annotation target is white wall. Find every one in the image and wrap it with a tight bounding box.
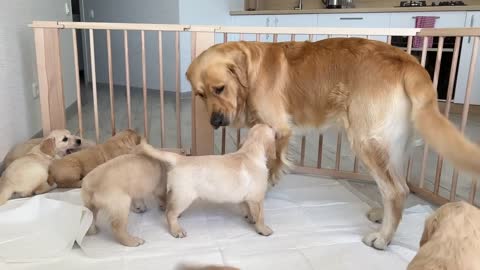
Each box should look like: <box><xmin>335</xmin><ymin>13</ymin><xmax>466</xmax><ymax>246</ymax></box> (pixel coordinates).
<box><xmin>0</xmin><ymin>0</ymin><xmax>75</xmax><ymax>158</ymax></box>
<box><xmin>178</xmin><ymin>0</ymin><xmax>243</xmax><ymax>92</ymax></box>
<box><xmin>82</xmin><ymin>0</ymin><xmax>180</xmax><ymax>92</ymax></box>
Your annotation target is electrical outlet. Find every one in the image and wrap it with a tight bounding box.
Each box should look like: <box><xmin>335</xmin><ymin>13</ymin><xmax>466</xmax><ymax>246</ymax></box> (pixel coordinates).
<box><xmin>32</xmin><ymin>82</ymin><xmax>39</xmax><ymax>99</ymax></box>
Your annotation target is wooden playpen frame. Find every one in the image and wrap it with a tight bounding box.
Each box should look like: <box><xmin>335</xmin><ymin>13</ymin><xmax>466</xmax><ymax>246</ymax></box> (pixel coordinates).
<box><xmin>29</xmin><ymin>21</ymin><xmax>480</xmax><ymax>207</ymax></box>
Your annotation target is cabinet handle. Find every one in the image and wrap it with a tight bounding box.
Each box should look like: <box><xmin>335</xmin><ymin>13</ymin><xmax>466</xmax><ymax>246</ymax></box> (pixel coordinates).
<box><xmin>469</xmin><ymin>15</ymin><xmax>475</xmax><ymax>43</ymax></box>
<box><xmin>339</xmin><ymin>17</ymin><xmax>364</xmax><ymax>20</ymax></box>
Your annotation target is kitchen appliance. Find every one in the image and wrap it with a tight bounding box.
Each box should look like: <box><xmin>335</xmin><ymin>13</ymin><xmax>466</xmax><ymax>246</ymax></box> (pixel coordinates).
<box><xmin>322</xmin><ymin>0</ymin><xmax>354</xmax><ymax>9</ymax></box>
<box><xmin>396</xmin><ymin>1</ymin><xmax>466</xmax><ymax>7</ymax></box>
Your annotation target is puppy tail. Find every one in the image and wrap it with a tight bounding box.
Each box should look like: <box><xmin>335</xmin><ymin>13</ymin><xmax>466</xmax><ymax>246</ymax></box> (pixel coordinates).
<box><xmin>405</xmin><ymin>64</ymin><xmax>480</xmax><ymax>176</ymax></box>
<box><xmin>138</xmin><ymin>142</ymin><xmax>181</xmax><ymax>166</ymax></box>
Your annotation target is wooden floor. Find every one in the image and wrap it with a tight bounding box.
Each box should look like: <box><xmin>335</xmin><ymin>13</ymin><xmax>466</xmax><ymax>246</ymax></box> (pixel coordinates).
<box><xmin>66</xmin><ymin>82</ymin><xmax>480</xmax><ymax>207</ymax></box>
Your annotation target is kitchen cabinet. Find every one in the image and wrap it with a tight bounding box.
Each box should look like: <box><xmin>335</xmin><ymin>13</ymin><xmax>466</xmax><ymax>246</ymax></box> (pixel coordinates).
<box><xmin>231</xmin><ymin>15</ymin><xmax>276</xmax><ymax>41</ymax></box>
<box><xmin>317</xmin><ymin>13</ymin><xmax>390</xmax><ymax>41</ymax></box>
<box><xmin>390</xmin><ymin>12</ymin><xmax>467</xmax><ymax>28</ymax></box>
<box><xmin>455</xmin><ymin>11</ymin><xmax>480</xmax><ymax>105</ymax></box>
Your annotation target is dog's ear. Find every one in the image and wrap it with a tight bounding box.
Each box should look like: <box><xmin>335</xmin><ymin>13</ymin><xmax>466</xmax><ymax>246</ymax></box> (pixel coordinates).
<box><xmin>40</xmin><ymin>138</ymin><xmax>56</xmax><ymax>156</ymax></box>
<box><xmin>419</xmin><ymin>215</ymin><xmax>438</xmax><ymax>247</ymax></box>
<box><xmin>227</xmin><ymin>51</ymin><xmax>248</xmax><ymax>88</ymax></box>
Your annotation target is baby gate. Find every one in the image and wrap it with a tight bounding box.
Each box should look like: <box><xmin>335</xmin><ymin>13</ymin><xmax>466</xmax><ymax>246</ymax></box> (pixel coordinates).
<box><xmin>29</xmin><ymin>21</ymin><xmax>480</xmax><ymax>207</ymax></box>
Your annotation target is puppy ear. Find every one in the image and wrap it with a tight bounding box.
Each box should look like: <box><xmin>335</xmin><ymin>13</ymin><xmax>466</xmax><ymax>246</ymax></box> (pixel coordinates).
<box><xmin>227</xmin><ymin>52</ymin><xmax>248</xmax><ymax>88</ymax></box>
<box><xmin>419</xmin><ymin>215</ymin><xmax>438</xmax><ymax>247</ymax></box>
<box><xmin>40</xmin><ymin>138</ymin><xmax>56</xmax><ymax>156</ymax></box>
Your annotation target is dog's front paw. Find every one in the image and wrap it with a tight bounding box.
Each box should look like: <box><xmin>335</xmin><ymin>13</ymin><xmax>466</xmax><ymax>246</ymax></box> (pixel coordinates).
<box><xmin>367</xmin><ymin>208</ymin><xmax>383</xmax><ymax>224</ymax></box>
<box><xmin>170</xmin><ymin>227</ymin><xmax>187</xmax><ymax>238</ymax></box>
<box><xmin>121</xmin><ymin>236</ymin><xmax>145</xmax><ymax>247</ymax></box>
<box><xmin>256</xmin><ymin>225</ymin><xmax>273</xmax><ymax>236</ymax></box>
<box><xmin>362</xmin><ymin>232</ymin><xmax>389</xmax><ymax>250</ymax></box>
<box><xmin>131</xmin><ymin>200</ymin><xmax>147</xmax><ymax>213</ymax></box>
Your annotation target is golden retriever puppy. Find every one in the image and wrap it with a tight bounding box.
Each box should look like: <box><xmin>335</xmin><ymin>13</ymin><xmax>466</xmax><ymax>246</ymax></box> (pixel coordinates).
<box><xmin>138</xmin><ymin>124</ymin><xmax>276</xmax><ymax>238</ymax></box>
<box><xmin>0</xmin><ymin>138</ymin><xmax>57</xmax><ymax>205</ymax></box>
<box><xmin>407</xmin><ymin>201</ymin><xmax>480</xmax><ymax>270</ymax></box>
<box><xmin>1</xmin><ymin>129</ymin><xmax>90</xmax><ymax>172</ymax></box>
<box><xmin>49</xmin><ymin>129</ymin><xmax>141</xmax><ymax>189</ymax></box>
<box><xmin>81</xmin><ymin>152</ymin><xmax>168</xmax><ymax>247</ymax></box>
<box><xmin>186</xmin><ymin>38</ymin><xmax>480</xmax><ymax>249</ymax></box>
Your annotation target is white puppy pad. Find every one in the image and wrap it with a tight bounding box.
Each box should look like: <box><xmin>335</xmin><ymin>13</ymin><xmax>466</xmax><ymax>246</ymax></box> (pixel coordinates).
<box><xmin>1</xmin><ymin>174</ymin><xmax>433</xmax><ymax>270</ymax></box>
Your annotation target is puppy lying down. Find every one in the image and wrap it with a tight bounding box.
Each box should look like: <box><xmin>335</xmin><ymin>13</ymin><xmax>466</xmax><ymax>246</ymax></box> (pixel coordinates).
<box><xmin>0</xmin><ymin>138</ymin><xmax>57</xmax><ymax>205</ymax></box>
<box><xmin>138</xmin><ymin>124</ymin><xmax>277</xmax><ymax>238</ymax></box>
<box><xmin>1</xmin><ymin>129</ymin><xmax>91</xmax><ymax>173</ymax></box>
<box><xmin>81</xmin><ymin>147</ymin><xmax>184</xmax><ymax>247</ymax></box>
<box><xmin>49</xmin><ymin>129</ymin><xmax>141</xmax><ymax>188</ymax></box>
<box><xmin>408</xmin><ymin>201</ymin><xmax>480</xmax><ymax>270</ymax></box>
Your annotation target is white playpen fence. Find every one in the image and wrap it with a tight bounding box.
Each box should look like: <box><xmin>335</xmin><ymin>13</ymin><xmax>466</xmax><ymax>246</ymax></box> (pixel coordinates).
<box><xmin>29</xmin><ymin>21</ymin><xmax>480</xmax><ymax>207</ymax></box>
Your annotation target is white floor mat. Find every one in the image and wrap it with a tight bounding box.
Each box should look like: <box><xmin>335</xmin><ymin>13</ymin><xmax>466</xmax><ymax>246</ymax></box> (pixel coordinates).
<box><xmin>0</xmin><ymin>174</ymin><xmax>433</xmax><ymax>270</ymax></box>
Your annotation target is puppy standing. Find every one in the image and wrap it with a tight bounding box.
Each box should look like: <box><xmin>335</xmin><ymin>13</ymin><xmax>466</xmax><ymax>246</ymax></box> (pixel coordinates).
<box><xmin>81</xmin><ymin>151</ymin><xmax>170</xmax><ymax>247</ymax></box>
<box><xmin>408</xmin><ymin>201</ymin><xmax>480</xmax><ymax>270</ymax></box>
<box><xmin>139</xmin><ymin>124</ymin><xmax>276</xmax><ymax>238</ymax></box>
<box><xmin>0</xmin><ymin>138</ymin><xmax>57</xmax><ymax>205</ymax></box>
<box><xmin>49</xmin><ymin>129</ymin><xmax>141</xmax><ymax>188</ymax></box>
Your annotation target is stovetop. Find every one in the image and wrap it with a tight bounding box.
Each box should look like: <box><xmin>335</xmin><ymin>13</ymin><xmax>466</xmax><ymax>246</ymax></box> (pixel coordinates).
<box><xmin>397</xmin><ymin>1</ymin><xmax>466</xmax><ymax>7</ymax></box>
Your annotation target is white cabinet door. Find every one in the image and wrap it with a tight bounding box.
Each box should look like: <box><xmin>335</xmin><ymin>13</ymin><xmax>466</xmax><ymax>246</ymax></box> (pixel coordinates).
<box><xmin>231</xmin><ymin>15</ymin><xmax>275</xmax><ymax>42</ymax></box>
<box><xmin>274</xmin><ymin>14</ymin><xmax>318</xmax><ymax>41</ymax></box>
<box><xmin>390</xmin><ymin>12</ymin><xmax>467</xmax><ymax>28</ymax></box>
<box><xmin>455</xmin><ymin>11</ymin><xmax>480</xmax><ymax>105</ymax></box>
<box><xmin>317</xmin><ymin>13</ymin><xmax>390</xmax><ymax>42</ymax></box>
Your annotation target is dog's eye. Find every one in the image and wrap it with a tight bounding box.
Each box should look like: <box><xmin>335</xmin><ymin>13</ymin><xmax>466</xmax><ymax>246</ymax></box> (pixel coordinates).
<box><xmin>196</xmin><ymin>92</ymin><xmax>205</xmax><ymax>99</ymax></box>
<box><xmin>62</xmin><ymin>137</ymin><xmax>68</xmax><ymax>142</ymax></box>
<box><xmin>214</xmin><ymin>86</ymin><xmax>224</xmax><ymax>95</ymax></box>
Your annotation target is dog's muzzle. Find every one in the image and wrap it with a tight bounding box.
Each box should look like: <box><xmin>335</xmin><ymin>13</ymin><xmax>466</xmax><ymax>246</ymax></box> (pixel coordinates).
<box><xmin>210</xmin><ymin>112</ymin><xmax>229</xmax><ymax>129</ymax></box>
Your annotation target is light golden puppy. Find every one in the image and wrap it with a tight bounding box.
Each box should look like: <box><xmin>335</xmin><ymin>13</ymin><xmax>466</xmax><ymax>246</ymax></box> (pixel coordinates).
<box><xmin>49</xmin><ymin>129</ymin><xmax>141</xmax><ymax>188</ymax></box>
<box><xmin>81</xmin><ymin>151</ymin><xmax>169</xmax><ymax>247</ymax></box>
<box><xmin>0</xmin><ymin>138</ymin><xmax>56</xmax><ymax>205</ymax></box>
<box><xmin>408</xmin><ymin>201</ymin><xmax>480</xmax><ymax>270</ymax></box>
<box><xmin>1</xmin><ymin>129</ymin><xmax>91</xmax><ymax>172</ymax></box>
<box><xmin>186</xmin><ymin>38</ymin><xmax>480</xmax><ymax>249</ymax></box>
<box><xmin>138</xmin><ymin>124</ymin><xmax>276</xmax><ymax>238</ymax></box>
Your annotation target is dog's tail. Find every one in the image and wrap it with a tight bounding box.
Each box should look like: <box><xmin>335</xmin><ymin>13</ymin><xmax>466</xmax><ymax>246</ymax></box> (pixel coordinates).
<box><xmin>404</xmin><ymin>64</ymin><xmax>480</xmax><ymax>176</ymax></box>
<box><xmin>137</xmin><ymin>140</ymin><xmax>182</xmax><ymax>166</ymax></box>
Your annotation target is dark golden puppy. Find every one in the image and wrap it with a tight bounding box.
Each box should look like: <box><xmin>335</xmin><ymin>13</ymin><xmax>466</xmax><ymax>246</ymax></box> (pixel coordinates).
<box><xmin>186</xmin><ymin>38</ymin><xmax>480</xmax><ymax>250</ymax></box>
<box><xmin>48</xmin><ymin>129</ymin><xmax>141</xmax><ymax>188</ymax></box>
<box><xmin>408</xmin><ymin>201</ymin><xmax>480</xmax><ymax>270</ymax></box>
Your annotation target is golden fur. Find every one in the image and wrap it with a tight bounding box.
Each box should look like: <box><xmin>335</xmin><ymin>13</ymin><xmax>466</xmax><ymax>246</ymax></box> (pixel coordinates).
<box><xmin>1</xmin><ymin>129</ymin><xmax>92</xmax><ymax>173</ymax></box>
<box><xmin>138</xmin><ymin>124</ymin><xmax>276</xmax><ymax>238</ymax></box>
<box><xmin>81</xmin><ymin>151</ymin><xmax>168</xmax><ymax>247</ymax></box>
<box><xmin>408</xmin><ymin>201</ymin><xmax>480</xmax><ymax>270</ymax></box>
<box><xmin>49</xmin><ymin>129</ymin><xmax>141</xmax><ymax>188</ymax></box>
<box><xmin>0</xmin><ymin>138</ymin><xmax>57</xmax><ymax>205</ymax></box>
<box><xmin>186</xmin><ymin>38</ymin><xmax>480</xmax><ymax>249</ymax></box>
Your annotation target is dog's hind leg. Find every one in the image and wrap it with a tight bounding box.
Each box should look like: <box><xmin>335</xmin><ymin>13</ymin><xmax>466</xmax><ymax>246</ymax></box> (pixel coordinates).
<box><xmin>351</xmin><ymin>138</ymin><xmax>409</xmax><ymax>250</ymax></box>
<box><xmin>106</xmin><ymin>194</ymin><xmax>145</xmax><ymax>247</ymax></box>
<box><xmin>166</xmin><ymin>189</ymin><xmax>194</xmax><ymax>238</ymax></box>
<box><xmin>33</xmin><ymin>181</ymin><xmax>57</xmax><ymax>195</ymax></box>
<box><xmin>0</xmin><ymin>184</ymin><xmax>13</xmax><ymax>205</ymax></box>
<box><xmin>247</xmin><ymin>200</ymin><xmax>273</xmax><ymax>236</ymax></box>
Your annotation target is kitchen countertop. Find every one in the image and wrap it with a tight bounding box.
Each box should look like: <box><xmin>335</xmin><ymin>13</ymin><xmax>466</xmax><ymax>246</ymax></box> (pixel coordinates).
<box><xmin>230</xmin><ymin>5</ymin><xmax>480</xmax><ymax>15</ymax></box>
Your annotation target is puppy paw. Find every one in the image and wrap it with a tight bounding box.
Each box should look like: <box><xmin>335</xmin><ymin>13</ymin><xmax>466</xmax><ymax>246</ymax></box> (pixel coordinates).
<box><xmin>170</xmin><ymin>227</ymin><xmax>187</xmax><ymax>238</ymax></box>
<box><xmin>367</xmin><ymin>208</ymin><xmax>383</xmax><ymax>224</ymax></box>
<box><xmin>362</xmin><ymin>232</ymin><xmax>389</xmax><ymax>250</ymax></box>
<box><xmin>256</xmin><ymin>225</ymin><xmax>273</xmax><ymax>236</ymax></box>
<box><xmin>131</xmin><ymin>200</ymin><xmax>147</xmax><ymax>213</ymax></box>
<box><xmin>121</xmin><ymin>236</ymin><xmax>145</xmax><ymax>247</ymax></box>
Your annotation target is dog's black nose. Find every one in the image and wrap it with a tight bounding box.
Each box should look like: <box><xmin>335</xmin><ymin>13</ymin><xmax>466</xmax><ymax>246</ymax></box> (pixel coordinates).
<box><xmin>210</xmin><ymin>112</ymin><xmax>225</xmax><ymax>129</ymax></box>
<box><xmin>76</xmin><ymin>139</ymin><xmax>82</xmax><ymax>145</ymax></box>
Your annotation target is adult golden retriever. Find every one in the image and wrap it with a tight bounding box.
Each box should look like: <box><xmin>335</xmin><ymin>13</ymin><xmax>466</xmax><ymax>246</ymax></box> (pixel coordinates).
<box><xmin>185</xmin><ymin>37</ymin><xmax>480</xmax><ymax>250</ymax></box>
<box><xmin>408</xmin><ymin>201</ymin><xmax>480</xmax><ymax>270</ymax></box>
